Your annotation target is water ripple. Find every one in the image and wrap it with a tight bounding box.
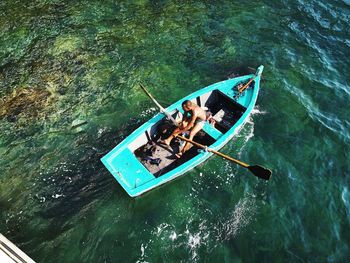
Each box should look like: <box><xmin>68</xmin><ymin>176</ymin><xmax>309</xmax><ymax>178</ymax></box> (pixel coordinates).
<box><xmin>283</xmin><ymin>80</ymin><xmax>350</xmax><ymax>142</ymax></box>
<box><xmin>341</xmin><ymin>186</ymin><xmax>350</xmax><ymax>223</ymax></box>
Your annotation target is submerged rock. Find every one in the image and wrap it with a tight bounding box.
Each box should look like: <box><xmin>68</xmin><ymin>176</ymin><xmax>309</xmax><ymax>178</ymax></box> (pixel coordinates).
<box><xmin>50</xmin><ymin>35</ymin><xmax>83</xmax><ymax>56</ymax></box>
<box><xmin>0</xmin><ymin>87</ymin><xmax>50</xmax><ymax>122</ymax></box>
<box><xmin>71</xmin><ymin>119</ymin><xmax>88</xmax><ymax>130</ymax></box>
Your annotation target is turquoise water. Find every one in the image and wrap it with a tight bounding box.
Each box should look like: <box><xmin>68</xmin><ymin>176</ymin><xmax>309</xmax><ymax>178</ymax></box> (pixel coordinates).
<box><xmin>1</xmin><ymin>0</ymin><xmax>349</xmax><ymax>262</ymax></box>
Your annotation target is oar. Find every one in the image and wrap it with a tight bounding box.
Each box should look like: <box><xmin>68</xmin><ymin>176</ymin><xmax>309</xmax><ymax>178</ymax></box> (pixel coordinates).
<box><xmin>238</xmin><ymin>66</ymin><xmax>263</xmax><ymax>93</ymax></box>
<box><xmin>238</xmin><ymin>74</ymin><xmax>257</xmax><ymax>93</ymax></box>
<box><xmin>177</xmin><ymin>135</ymin><xmax>271</xmax><ymax>180</ymax></box>
<box><xmin>139</xmin><ymin>84</ymin><xmax>178</xmax><ymax>126</ymax></box>
<box><xmin>248</xmin><ymin>66</ymin><xmax>265</xmax><ymax>83</ymax></box>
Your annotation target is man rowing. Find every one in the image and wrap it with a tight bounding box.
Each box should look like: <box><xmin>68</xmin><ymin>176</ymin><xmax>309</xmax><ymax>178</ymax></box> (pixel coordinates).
<box><xmin>161</xmin><ymin>100</ymin><xmax>207</xmax><ymax>158</ymax></box>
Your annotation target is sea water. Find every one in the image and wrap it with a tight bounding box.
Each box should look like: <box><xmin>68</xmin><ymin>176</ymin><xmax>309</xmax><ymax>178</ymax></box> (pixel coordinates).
<box><xmin>0</xmin><ymin>0</ymin><xmax>349</xmax><ymax>262</ymax></box>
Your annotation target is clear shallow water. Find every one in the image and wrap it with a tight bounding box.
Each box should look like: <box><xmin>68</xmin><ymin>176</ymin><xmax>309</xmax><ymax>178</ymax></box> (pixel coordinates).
<box><xmin>0</xmin><ymin>0</ymin><xmax>349</xmax><ymax>262</ymax></box>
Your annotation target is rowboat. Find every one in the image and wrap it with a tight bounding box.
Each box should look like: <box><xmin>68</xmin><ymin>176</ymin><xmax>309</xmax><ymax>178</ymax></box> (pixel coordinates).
<box><xmin>101</xmin><ymin>66</ymin><xmax>264</xmax><ymax>197</ymax></box>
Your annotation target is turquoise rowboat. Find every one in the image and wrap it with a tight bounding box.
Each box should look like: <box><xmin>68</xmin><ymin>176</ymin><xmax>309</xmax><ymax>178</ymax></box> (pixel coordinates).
<box><xmin>101</xmin><ymin>66</ymin><xmax>264</xmax><ymax>197</ymax></box>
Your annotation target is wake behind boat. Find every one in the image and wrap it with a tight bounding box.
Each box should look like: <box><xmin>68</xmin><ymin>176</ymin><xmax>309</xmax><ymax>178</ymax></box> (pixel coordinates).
<box><xmin>101</xmin><ymin>66</ymin><xmax>267</xmax><ymax>197</ymax></box>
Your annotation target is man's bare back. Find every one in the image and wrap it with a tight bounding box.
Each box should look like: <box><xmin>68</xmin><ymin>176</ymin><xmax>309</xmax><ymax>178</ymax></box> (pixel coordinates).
<box><xmin>161</xmin><ymin>100</ymin><xmax>207</xmax><ymax>157</ymax></box>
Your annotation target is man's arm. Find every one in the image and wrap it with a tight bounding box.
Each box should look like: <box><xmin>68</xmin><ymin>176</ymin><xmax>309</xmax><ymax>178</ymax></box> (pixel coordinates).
<box><xmin>182</xmin><ymin>110</ymin><xmax>189</xmax><ymax>121</ymax></box>
<box><xmin>181</xmin><ymin>111</ymin><xmax>196</xmax><ymax>132</ymax></box>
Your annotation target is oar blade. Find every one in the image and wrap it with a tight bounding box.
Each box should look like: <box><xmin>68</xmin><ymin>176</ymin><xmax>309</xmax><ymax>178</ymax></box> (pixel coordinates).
<box><xmin>248</xmin><ymin>165</ymin><xmax>272</xmax><ymax>180</ymax></box>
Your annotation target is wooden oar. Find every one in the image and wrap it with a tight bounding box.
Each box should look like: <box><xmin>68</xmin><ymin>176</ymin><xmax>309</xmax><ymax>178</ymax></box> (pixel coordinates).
<box><xmin>238</xmin><ymin>77</ymin><xmax>256</xmax><ymax>93</ymax></box>
<box><xmin>238</xmin><ymin>67</ymin><xmax>263</xmax><ymax>93</ymax></box>
<box><xmin>177</xmin><ymin>135</ymin><xmax>271</xmax><ymax>180</ymax></box>
<box><xmin>139</xmin><ymin>84</ymin><xmax>178</xmax><ymax>126</ymax></box>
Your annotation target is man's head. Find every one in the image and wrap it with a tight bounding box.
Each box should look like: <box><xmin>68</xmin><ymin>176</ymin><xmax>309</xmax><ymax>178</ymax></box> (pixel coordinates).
<box><xmin>182</xmin><ymin>100</ymin><xmax>192</xmax><ymax>111</ymax></box>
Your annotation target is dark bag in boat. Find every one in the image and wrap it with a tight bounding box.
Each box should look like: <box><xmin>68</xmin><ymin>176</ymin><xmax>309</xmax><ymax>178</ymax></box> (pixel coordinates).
<box><xmin>142</xmin><ymin>156</ymin><xmax>161</xmax><ymax>165</ymax></box>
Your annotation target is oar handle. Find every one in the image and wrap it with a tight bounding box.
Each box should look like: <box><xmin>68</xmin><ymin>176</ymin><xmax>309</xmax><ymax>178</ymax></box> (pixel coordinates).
<box><xmin>238</xmin><ymin>66</ymin><xmax>263</xmax><ymax>93</ymax></box>
<box><xmin>177</xmin><ymin>135</ymin><xmax>249</xmax><ymax>168</ymax></box>
<box><xmin>139</xmin><ymin>84</ymin><xmax>165</xmax><ymax>111</ymax></box>
<box><xmin>139</xmin><ymin>84</ymin><xmax>178</xmax><ymax>126</ymax></box>
<box><xmin>238</xmin><ymin>75</ymin><xmax>256</xmax><ymax>93</ymax></box>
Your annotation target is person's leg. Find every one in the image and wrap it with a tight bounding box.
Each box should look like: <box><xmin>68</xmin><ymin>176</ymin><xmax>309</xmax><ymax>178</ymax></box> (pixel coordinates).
<box><xmin>180</xmin><ymin>121</ymin><xmax>205</xmax><ymax>154</ymax></box>
<box><xmin>162</xmin><ymin>127</ymin><xmax>180</xmax><ymax>145</ymax></box>
<box><xmin>163</xmin><ymin>121</ymin><xmax>188</xmax><ymax>146</ymax></box>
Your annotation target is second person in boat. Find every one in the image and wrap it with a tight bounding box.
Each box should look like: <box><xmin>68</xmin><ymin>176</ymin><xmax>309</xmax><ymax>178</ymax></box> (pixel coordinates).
<box><xmin>161</xmin><ymin>100</ymin><xmax>207</xmax><ymax>158</ymax></box>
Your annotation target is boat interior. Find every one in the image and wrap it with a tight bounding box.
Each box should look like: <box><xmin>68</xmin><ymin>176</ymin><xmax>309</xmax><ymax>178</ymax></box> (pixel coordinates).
<box><xmin>131</xmin><ymin>89</ymin><xmax>247</xmax><ymax>176</ymax></box>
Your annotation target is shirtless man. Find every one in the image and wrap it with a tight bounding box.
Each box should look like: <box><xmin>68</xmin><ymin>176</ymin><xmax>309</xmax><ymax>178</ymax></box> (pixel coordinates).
<box><xmin>162</xmin><ymin>100</ymin><xmax>206</xmax><ymax>157</ymax></box>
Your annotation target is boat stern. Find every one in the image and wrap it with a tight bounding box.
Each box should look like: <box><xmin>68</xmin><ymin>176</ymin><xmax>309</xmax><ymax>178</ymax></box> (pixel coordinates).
<box><xmin>101</xmin><ymin>147</ymin><xmax>156</xmax><ymax>197</ymax></box>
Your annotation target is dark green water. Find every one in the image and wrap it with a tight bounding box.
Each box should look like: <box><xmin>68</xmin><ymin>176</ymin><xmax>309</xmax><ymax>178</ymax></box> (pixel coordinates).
<box><xmin>1</xmin><ymin>0</ymin><xmax>349</xmax><ymax>262</ymax></box>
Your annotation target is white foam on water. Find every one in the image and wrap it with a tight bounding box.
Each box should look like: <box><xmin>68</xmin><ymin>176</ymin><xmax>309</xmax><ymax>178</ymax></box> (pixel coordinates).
<box><xmin>341</xmin><ymin>186</ymin><xmax>350</xmax><ymax>223</ymax></box>
<box><xmin>234</xmin><ymin>113</ymin><xmax>257</xmax><ymax>158</ymax></box>
<box><xmin>242</xmin><ymin>120</ymin><xmax>254</xmax><ymax>145</ymax></box>
<box><xmin>35</xmin><ymin>194</ymin><xmax>46</xmax><ymax>203</ymax></box>
<box><xmin>136</xmin><ymin>236</ymin><xmax>154</xmax><ymax>263</ymax></box>
<box><xmin>239</xmin><ymin>105</ymin><xmax>266</xmax><ymax>147</ymax></box>
<box><xmin>185</xmin><ymin>223</ymin><xmax>211</xmax><ymax>261</ymax></box>
<box><xmin>251</xmin><ymin>106</ymin><xmax>267</xmax><ymax>116</ymax></box>
<box><xmin>140</xmin><ymin>107</ymin><xmax>157</xmax><ymax>118</ymax></box>
<box><xmin>218</xmin><ymin>196</ymin><xmax>256</xmax><ymax>241</ymax></box>
<box><xmin>140</xmin><ymin>244</ymin><xmax>145</xmax><ymax>257</ymax></box>
<box><xmin>136</xmin><ymin>222</ymin><xmax>187</xmax><ymax>261</ymax></box>
<box><xmin>156</xmin><ymin>223</ymin><xmax>170</xmax><ymax>236</ymax></box>
<box><xmin>169</xmin><ymin>231</ymin><xmax>177</xmax><ymax>241</ymax></box>
<box><xmin>188</xmin><ymin>232</ymin><xmax>201</xmax><ymax>259</ymax></box>
<box><xmin>287</xmin><ymin>170</ymin><xmax>297</xmax><ymax>181</ymax></box>
<box><xmin>52</xmin><ymin>193</ymin><xmax>64</xmax><ymax>199</ymax></box>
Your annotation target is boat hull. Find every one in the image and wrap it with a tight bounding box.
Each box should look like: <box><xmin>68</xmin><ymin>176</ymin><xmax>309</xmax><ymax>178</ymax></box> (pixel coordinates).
<box><xmin>101</xmin><ymin>66</ymin><xmax>264</xmax><ymax>197</ymax></box>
